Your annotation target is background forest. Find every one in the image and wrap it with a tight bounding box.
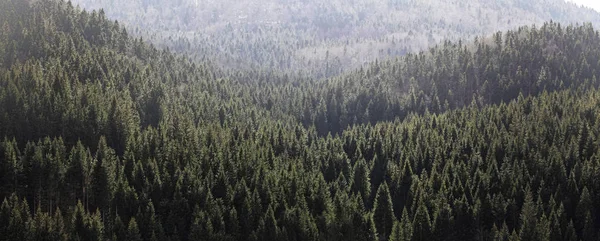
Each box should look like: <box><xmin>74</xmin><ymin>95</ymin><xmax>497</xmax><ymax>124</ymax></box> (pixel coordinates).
<box><xmin>1</xmin><ymin>0</ymin><xmax>600</xmax><ymax>241</ymax></box>
<box><xmin>70</xmin><ymin>0</ymin><xmax>600</xmax><ymax>78</ymax></box>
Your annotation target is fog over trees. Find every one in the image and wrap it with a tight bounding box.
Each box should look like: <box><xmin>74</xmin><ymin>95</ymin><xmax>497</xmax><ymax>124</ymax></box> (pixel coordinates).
<box><xmin>70</xmin><ymin>0</ymin><xmax>600</xmax><ymax>78</ymax></box>
<box><xmin>2</xmin><ymin>0</ymin><xmax>600</xmax><ymax>241</ymax></box>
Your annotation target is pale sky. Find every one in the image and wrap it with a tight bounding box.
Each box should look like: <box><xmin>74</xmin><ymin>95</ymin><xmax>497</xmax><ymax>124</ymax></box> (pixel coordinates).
<box><xmin>566</xmin><ymin>0</ymin><xmax>600</xmax><ymax>12</ymax></box>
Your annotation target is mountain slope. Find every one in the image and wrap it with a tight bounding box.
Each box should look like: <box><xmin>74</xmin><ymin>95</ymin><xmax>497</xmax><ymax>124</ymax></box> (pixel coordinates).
<box><xmin>1</xmin><ymin>1</ymin><xmax>600</xmax><ymax>241</ymax></box>
<box><xmin>69</xmin><ymin>0</ymin><xmax>600</xmax><ymax>77</ymax></box>
<box><xmin>248</xmin><ymin>22</ymin><xmax>600</xmax><ymax>135</ymax></box>
<box><xmin>0</xmin><ymin>0</ymin><xmax>282</xmax><ymax>152</ymax></box>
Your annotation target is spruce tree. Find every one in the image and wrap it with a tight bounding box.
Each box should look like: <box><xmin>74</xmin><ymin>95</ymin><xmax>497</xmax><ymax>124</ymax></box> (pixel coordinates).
<box><xmin>373</xmin><ymin>182</ymin><xmax>395</xmax><ymax>239</ymax></box>
<box><xmin>126</xmin><ymin>218</ymin><xmax>142</xmax><ymax>241</ymax></box>
<box><xmin>412</xmin><ymin>203</ymin><xmax>431</xmax><ymax>241</ymax></box>
<box><xmin>519</xmin><ymin>189</ymin><xmax>537</xmax><ymax>241</ymax></box>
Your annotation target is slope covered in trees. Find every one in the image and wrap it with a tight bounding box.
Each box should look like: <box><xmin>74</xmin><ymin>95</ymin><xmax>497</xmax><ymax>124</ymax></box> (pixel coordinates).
<box><xmin>250</xmin><ymin>22</ymin><xmax>600</xmax><ymax>135</ymax></box>
<box><xmin>1</xmin><ymin>0</ymin><xmax>600</xmax><ymax>241</ymax></box>
<box><xmin>68</xmin><ymin>0</ymin><xmax>600</xmax><ymax>78</ymax></box>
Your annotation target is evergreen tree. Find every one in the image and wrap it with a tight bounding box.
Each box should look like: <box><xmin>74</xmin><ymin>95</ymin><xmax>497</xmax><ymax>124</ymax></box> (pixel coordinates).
<box><xmin>91</xmin><ymin>136</ymin><xmax>116</xmax><ymax>218</ymax></box>
<box><xmin>519</xmin><ymin>189</ymin><xmax>537</xmax><ymax>241</ymax></box>
<box><xmin>126</xmin><ymin>218</ymin><xmax>142</xmax><ymax>241</ymax></box>
<box><xmin>373</xmin><ymin>182</ymin><xmax>395</xmax><ymax>240</ymax></box>
<box><xmin>352</xmin><ymin>158</ymin><xmax>371</xmax><ymax>207</ymax></box>
<box><xmin>412</xmin><ymin>203</ymin><xmax>432</xmax><ymax>241</ymax></box>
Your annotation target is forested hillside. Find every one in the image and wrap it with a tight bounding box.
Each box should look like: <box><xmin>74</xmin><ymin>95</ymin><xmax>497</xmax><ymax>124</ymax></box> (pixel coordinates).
<box><xmin>270</xmin><ymin>22</ymin><xmax>600</xmax><ymax>135</ymax></box>
<box><xmin>69</xmin><ymin>0</ymin><xmax>600</xmax><ymax>78</ymax></box>
<box><xmin>1</xmin><ymin>0</ymin><xmax>600</xmax><ymax>241</ymax></box>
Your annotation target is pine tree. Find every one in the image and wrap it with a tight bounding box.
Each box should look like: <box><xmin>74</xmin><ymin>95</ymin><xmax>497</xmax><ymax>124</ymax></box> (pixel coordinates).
<box><xmin>575</xmin><ymin>187</ymin><xmax>593</xmax><ymax>234</ymax></box>
<box><xmin>492</xmin><ymin>222</ymin><xmax>511</xmax><ymax>241</ymax></box>
<box><xmin>87</xmin><ymin>210</ymin><xmax>104</xmax><ymax>241</ymax></box>
<box><xmin>352</xmin><ymin>158</ymin><xmax>371</xmax><ymax>207</ymax></box>
<box><xmin>113</xmin><ymin>215</ymin><xmax>127</xmax><ymax>241</ymax></box>
<box><xmin>53</xmin><ymin>208</ymin><xmax>68</xmax><ymax>241</ymax></box>
<box><xmin>432</xmin><ymin>203</ymin><xmax>453</xmax><ymax>241</ymax></box>
<box><xmin>412</xmin><ymin>203</ymin><xmax>432</xmax><ymax>241</ymax></box>
<box><xmin>91</xmin><ymin>136</ymin><xmax>116</xmax><ymax>218</ymax></box>
<box><xmin>519</xmin><ymin>189</ymin><xmax>537</xmax><ymax>241</ymax></box>
<box><xmin>535</xmin><ymin>213</ymin><xmax>550</xmax><ymax>241</ymax></box>
<box><xmin>563</xmin><ymin>220</ymin><xmax>578</xmax><ymax>241</ymax></box>
<box><xmin>580</xmin><ymin>211</ymin><xmax>596</xmax><ymax>241</ymax></box>
<box><xmin>126</xmin><ymin>218</ymin><xmax>142</xmax><ymax>241</ymax></box>
<box><xmin>71</xmin><ymin>201</ymin><xmax>88</xmax><ymax>241</ymax></box>
<box><xmin>373</xmin><ymin>182</ymin><xmax>395</xmax><ymax>240</ymax></box>
<box><xmin>0</xmin><ymin>139</ymin><xmax>20</xmax><ymax>198</ymax></box>
<box><xmin>66</xmin><ymin>142</ymin><xmax>94</xmax><ymax>210</ymax></box>
<box><xmin>357</xmin><ymin>213</ymin><xmax>378</xmax><ymax>241</ymax></box>
<box><xmin>262</xmin><ymin>206</ymin><xmax>280</xmax><ymax>241</ymax></box>
<box><xmin>189</xmin><ymin>206</ymin><xmax>212</xmax><ymax>241</ymax></box>
<box><xmin>548</xmin><ymin>212</ymin><xmax>562</xmax><ymax>241</ymax></box>
<box><xmin>399</xmin><ymin>209</ymin><xmax>413</xmax><ymax>241</ymax></box>
<box><xmin>136</xmin><ymin>202</ymin><xmax>160</xmax><ymax>241</ymax></box>
<box><xmin>389</xmin><ymin>220</ymin><xmax>404</xmax><ymax>241</ymax></box>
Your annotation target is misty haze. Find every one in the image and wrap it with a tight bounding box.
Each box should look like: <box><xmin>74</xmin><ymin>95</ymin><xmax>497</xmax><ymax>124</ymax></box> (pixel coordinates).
<box><xmin>0</xmin><ymin>0</ymin><xmax>600</xmax><ymax>240</ymax></box>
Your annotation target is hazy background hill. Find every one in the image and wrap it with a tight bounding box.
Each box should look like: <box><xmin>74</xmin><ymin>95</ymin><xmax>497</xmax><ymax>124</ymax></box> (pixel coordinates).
<box><xmin>2</xmin><ymin>1</ymin><xmax>600</xmax><ymax>240</ymax></box>
<box><xmin>70</xmin><ymin>0</ymin><xmax>600</xmax><ymax>77</ymax></box>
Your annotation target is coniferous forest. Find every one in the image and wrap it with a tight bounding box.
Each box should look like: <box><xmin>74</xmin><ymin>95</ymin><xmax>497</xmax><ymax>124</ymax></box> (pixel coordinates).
<box><xmin>1</xmin><ymin>0</ymin><xmax>600</xmax><ymax>241</ymax></box>
<box><xmin>70</xmin><ymin>0</ymin><xmax>600</xmax><ymax>78</ymax></box>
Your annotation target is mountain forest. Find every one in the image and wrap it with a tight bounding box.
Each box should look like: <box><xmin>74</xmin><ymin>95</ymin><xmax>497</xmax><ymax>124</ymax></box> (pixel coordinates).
<box><xmin>69</xmin><ymin>0</ymin><xmax>600</xmax><ymax>78</ymax></box>
<box><xmin>1</xmin><ymin>0</ymin><xmax>600</xmax><ymax>241</ymax></box>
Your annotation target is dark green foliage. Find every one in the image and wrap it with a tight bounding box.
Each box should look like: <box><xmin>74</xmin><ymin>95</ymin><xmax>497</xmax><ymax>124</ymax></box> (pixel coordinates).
<box><xmin>70</xmin><ymin>201</ymin><xmax>104</xmax><ymax>241</ymax></box>
<box><xmin>0</xmin><ymin>0</ymin><xmax>599</xmax><ymax>241</ymax></box>
<box><xmin>389</xmin><ymin>220</ymin><xmax>403</xmax><ymax>241</ymax></box>
<box><xmin>352</xmin><ymin>158</ymin><xmax>371</xmax><ymax>207</ymax></box>
<box><xmin>412</xmin><ymin>203</ymin><xmax>432</xmax><ymax>241</ymax></box>
<box><xmin>518</xmin><ymin>189</ymin><xmax>537</xmax><ymax>241</ymax></box>
<box><xmin>126</xmin><ymin>218</ymin><xmax>142</xmax><ymax>241</ymax></box>
<box><xmin>373</xmin><ymin>182</ymin><xmax>394</xmax><ymax>240</ymax></box>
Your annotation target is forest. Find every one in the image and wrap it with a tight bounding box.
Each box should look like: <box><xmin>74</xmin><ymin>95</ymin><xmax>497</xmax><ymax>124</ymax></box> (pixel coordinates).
<box><xmin>0</xmin><ymin>0</ymin><xmax>600</xmax><ymax>241</ymax></box>
<box><xmin>69</xmin><ymin>0</ymin><xmax>600</xmax><ymax>78</ymax></box>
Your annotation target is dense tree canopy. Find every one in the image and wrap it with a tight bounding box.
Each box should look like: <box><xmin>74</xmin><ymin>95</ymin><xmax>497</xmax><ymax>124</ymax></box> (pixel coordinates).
<box><xmin>70</xmin><ymin>0</ymin><xmax>600</xmax><ymax>78</ymax></box>
<box><xmin>1</xmin><ymin>0</ymin><xmax>600</xmax><ymax>241</ymax></box>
